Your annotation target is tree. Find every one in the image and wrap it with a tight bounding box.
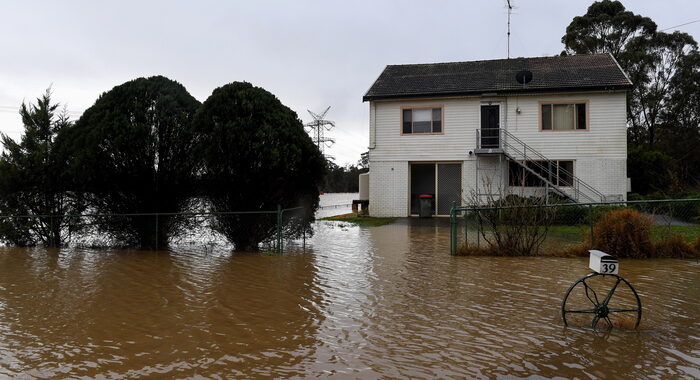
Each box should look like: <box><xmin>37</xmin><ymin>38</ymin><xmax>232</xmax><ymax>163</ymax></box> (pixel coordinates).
<box><xmin>59</xmin><ymin>76</ymin><xmax>201</xmax><ymax>249</ymax></box>
<box><xmin>0</xmin><ymin>89</ymin><xmax>81</xmax><ymax>246</ymax></box>
<box><xmin>626</xmin><ymin>147</ymin><xmax>676</xmax><ymax>194</ymax></box>
<box><xmin>563</xmin><ymin>1</ymin><xmax>700</xmax><ymax>192</ymax></box>
<box><xmin>625</xmin><ymin>31</ymin><xmax>698</xmax><ymax>148</ymax></box>
<box><xmin>193</xmin><ymin>82</ymin><xmax>325</xmax><ymax>251</ymax></box>
<box><xmin>657</xmin><ymin>50</ymin><xmax>700</xmax><ymax>187</ymax></box>
<box><xmin>561</xmin><ymin>0</ymin><xmax>656</xmax><ymax>57</ymax></box>
<box><xmin>322</xmin><ymin>161</ymin><xmax>367</xmax><ymax>193</ymax></box>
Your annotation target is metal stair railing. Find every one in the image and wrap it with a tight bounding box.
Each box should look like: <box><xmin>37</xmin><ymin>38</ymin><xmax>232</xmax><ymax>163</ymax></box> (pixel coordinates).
<box><xmin>500</xmin><ymin>129</ymin><xmax>605</xmax><ymax>202</ymax></box>
<box><xmin>475</xmin><ymin>128</ymin><xmax>606</xmax><ymax>203</ymax></box>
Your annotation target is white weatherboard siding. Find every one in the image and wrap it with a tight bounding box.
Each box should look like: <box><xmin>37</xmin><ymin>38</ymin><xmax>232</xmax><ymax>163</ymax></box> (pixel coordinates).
<box><xmin>505</xmin><ymin>92</ymin><xmax>627</xmax><ymax>159</ymax></box>
<box><xmin>368</xmin><ymin>91</ymin><xmax>628</xmax><ymax>217</ymax></box>
<box><xmin>370</xmin><ymin>98</ymin><xmax>477</xmax><ymax>162</ymax></box>
<box><xmin>504</xmin><ymin>92</ymin><xmax>627</xmax><ymax>200</ymax></box>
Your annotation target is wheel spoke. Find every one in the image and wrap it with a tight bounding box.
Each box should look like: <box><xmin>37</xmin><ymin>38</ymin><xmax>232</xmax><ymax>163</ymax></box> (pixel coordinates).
<box><xmin>602</xmin><ymin>277</ymin><xmax>622</xmax><ymax>306</ymax></box>
<box><xmin>583</xmin><ymin>279</ymin><xmax>600</xmax><ymax>306</ymax></box>
<box><xmin>604</xmin><ymin>316</ymin><xmax>614</xmax><ymax>329</ymax></box>
<box><xmin>564</xmin><ymin>309</ymin><xmax>597</xmax><ymax>314</ymax></box>
<box><xmin>591</xmin><ymin>316</ymin><xmax>600</xmax><ymax>329</ymax></box>
<box><xmin>608</xmin><ymin>307</ymin><xmax>640</xmax><ymax>313</ymax></box>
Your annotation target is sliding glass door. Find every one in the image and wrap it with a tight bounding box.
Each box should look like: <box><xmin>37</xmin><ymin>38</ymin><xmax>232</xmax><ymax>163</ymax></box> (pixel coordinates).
<box><xmin>410</xmin><ymin>163</ymin><xmax>462</xmax><ymax>216</ymax></box>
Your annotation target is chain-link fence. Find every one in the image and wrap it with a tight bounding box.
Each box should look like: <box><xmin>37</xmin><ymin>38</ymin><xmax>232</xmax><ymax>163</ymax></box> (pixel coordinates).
<box><xmin>450</xmin><ymin>199</ymin><xmax>700</xmax><ymax>255</ymax></box>
<box><xmin>0</xmin><ymin>206</ymin><xmax>309</xmax><ymax>253</ymax></box>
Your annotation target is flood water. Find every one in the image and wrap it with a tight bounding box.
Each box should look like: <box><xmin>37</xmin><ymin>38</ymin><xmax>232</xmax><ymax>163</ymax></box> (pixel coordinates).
<box><xmin>1</xmin><ymin>213</ymin><xmax>699</xmax><ymax>378</ymax></box>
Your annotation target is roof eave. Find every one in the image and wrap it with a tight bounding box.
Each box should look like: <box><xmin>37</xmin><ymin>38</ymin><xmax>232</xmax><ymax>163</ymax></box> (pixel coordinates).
<box><xmin>362</xmin><ymin>84</ymin><xmax>633</xmax><ymax>102</ymax></box>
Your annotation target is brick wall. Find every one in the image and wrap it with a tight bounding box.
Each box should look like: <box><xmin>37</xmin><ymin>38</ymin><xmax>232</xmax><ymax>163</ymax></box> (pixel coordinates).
<box><xmin>368</xmin><ymin>161</ymin><xmax>408</xmax><ymax>217</ymax></box>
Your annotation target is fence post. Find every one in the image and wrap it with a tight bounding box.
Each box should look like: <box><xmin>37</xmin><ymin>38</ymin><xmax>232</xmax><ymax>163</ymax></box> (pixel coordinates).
<box><xmin>588</xmin><ymin>204</ymin><xmax>594</xmax><ymax>247</ymax></box>
<box><xmin>464</xmin><ymin>209</ymin><xmax>468</xmax><ymax>247</ymax></box>
<box><xmin>450</xmin><ymin>203</ymin><xmax>457</xmax><ymax>255</ymax></box>
<box><xmin>277</xmin><ymin>205</ymin><xmax>282</xmax><ymax>254</ymax></box>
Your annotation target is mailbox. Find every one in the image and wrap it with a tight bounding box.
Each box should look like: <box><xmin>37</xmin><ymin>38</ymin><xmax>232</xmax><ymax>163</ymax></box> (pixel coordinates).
<box><xmin>589</xmin><ymin>250</ymin><xmax>619</xmax><ymax>274</ymax></box>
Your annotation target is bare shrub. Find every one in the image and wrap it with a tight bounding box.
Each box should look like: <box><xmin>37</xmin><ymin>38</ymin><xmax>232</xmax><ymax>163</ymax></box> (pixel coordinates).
<box><xmin>469</xmin><ymin>181</ymin><xmax>556</xmax><ymax>256</ymax></box>
<box><xmin>593</xmin><ymin>209</ymin><xmax>653</xmax><ymax>258</ymax></box>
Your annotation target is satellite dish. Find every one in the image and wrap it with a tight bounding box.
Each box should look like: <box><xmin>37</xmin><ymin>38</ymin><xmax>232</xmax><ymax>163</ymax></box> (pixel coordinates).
<box><xmin>515</xmin><ymin>70</ymin><xmax>533</xmax><ymax>84</ymax></box>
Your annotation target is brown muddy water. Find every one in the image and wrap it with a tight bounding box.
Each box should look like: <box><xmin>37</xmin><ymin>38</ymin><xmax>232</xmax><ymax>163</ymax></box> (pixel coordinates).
<box><xmin>0</xmin><ymin>218</ymin><xmax>699</xmax><ymax>379</ymax></box>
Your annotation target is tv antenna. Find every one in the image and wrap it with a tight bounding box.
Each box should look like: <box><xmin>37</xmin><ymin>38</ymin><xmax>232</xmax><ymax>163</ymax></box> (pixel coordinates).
<box><xmin>305</xmin><ymin>106</ymin><xmax>335</xmax><ymax>161</ymax></box>
<box><xmin>507</xmin><ymin>0</ymin><xmax>513</xmax><ymax>59</ymax></box>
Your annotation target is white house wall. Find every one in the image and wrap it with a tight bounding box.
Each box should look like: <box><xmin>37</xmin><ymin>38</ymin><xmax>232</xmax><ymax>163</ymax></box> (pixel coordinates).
<box><xmin>368</xmin><ymin>161</ymin><xmax>409</xmax><ymax>217</ymax></box>
<box><xmin>368</xmin><ymin>91</ymin><xmax>628</xmax><ymax>216</ymax></box>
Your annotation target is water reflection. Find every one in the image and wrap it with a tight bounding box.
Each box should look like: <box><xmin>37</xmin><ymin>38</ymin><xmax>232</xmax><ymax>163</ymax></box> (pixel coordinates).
<box><xmin>0</xmin><ymin>247</ymin><xmax>324</xmax><ymax>378</ymax></box>
<box><xmin>0</xmin><ymin>219</ymin><xmax>698</xmax><ymax>378</ymax></box>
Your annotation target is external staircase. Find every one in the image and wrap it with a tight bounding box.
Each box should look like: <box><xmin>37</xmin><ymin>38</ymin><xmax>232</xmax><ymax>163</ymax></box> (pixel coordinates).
<box><xmin>474</xmin><ymin>128</ymin><xmax>606</xmax><ymax>204</ymax></box>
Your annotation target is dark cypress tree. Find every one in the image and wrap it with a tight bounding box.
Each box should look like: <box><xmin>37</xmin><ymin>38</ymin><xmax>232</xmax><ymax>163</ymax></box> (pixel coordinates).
<box><xmin>59</xmin><ymin>76</ymin><xmax>200</xmax><ymax>249</ymax></box>
<box><xmin>193</xmin><ymin>82</ymin><xmax>325</xmax><ymax>251</ymax></box>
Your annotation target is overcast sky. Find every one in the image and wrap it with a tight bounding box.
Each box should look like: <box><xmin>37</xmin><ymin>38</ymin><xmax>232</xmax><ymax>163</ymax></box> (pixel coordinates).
<box><xmin>1</xmin><ymin>1</ymin><xmax>698</xmax><ymax>165</ymax></box>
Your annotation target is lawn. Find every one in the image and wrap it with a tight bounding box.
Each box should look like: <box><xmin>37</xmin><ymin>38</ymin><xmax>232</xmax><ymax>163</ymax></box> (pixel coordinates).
<box><xmin>546</xmin><ymin>224</ymin><xmax>700</xmax><ymax>243</ymax></box>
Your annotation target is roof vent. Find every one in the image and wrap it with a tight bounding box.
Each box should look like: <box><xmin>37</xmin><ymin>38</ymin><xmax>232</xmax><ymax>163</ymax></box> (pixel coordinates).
<box><xmin>515</xmin><ymin>70</ymin><xmax>533</xmax><ymax>84</ymax></box>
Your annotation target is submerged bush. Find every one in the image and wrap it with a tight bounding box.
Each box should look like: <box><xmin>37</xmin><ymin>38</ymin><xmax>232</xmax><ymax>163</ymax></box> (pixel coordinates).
<box><xmin>653</xmin><ymin>233</ymin><xmax>697</xmax><ymax>258</ymax></box>
<box><xmin>692</xmin><ymin>235</ymin><xmax>700</xmax><ymax>255</ymax></box>
<box><xmin>454</xmin><ymin>244</ymin><xmax>499</xmax><ymax>256</ymax></box>
<box><xmin>593</xmin><ymin>209</ymin><xmax>653</xmax><ymax>258</ymax></box>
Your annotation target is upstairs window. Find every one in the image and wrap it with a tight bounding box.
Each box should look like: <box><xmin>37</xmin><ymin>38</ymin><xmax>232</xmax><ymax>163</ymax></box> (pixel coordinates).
<box><xmin>402</xmin><ymin>107</ymin><xmax>442</xmax><ymax>134</ymax></box>
<box><xmin>541</xmin><ymin>102</ymin><xmax>587</xmax><ymax>131</ymax></box>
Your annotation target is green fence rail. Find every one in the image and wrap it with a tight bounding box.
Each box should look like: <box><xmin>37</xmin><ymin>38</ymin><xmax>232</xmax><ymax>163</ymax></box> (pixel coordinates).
<box><xmin>450</xmin><ymin>198</ymin><xmax>700</xmax><ymax>255</ymax></box>
<box><xmin>0</xmin><ymin>205</ymin><xmax>306</xmax><ymax>253</ymax></box>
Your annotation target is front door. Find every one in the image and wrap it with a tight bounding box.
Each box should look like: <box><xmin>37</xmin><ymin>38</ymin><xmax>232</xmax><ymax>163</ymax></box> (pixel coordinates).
<box><xmin>480</xmin><ymin>105</ymin><xmax>500</xmax><ymax>148</ymax></box>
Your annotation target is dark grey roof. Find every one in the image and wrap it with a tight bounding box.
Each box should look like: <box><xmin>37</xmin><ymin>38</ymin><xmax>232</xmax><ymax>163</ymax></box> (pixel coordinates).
<box><xmin>363</xmin><ymin>53</ymin><xmax>632</xmax><ymax>101</ymax></box>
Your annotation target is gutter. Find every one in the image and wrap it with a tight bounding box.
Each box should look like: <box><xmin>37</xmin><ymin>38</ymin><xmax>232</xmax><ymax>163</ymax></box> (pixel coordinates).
<box><xmin>362</xmin><ymin>84</ymin><xmax>633</xmax><ymax>102</ymax></box>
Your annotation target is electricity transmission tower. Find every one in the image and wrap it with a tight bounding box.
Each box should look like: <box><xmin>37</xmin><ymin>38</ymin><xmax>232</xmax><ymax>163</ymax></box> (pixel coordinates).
<box><xmin>305</xmin><ymin>106</ymin><xmax>335</xmax><ymax>160</ymax></box>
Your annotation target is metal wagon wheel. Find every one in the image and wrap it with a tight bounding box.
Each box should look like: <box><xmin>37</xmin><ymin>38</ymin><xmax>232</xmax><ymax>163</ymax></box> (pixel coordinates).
<box><xmin>562</xmin><ymin>273</ymin><xmax>642</xmax><ymax>330</ymax></box>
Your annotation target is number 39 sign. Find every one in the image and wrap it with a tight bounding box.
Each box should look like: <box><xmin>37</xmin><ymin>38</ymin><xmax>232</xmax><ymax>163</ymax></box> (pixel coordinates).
<box><xmin>589</xmin><ymin>250</ymin><xmax>619</xmax><ymax>275</ymax></box>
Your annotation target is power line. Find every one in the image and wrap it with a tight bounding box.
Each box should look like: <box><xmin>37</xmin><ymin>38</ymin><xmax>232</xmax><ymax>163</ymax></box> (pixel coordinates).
<box><xmin>660</xmin><ymin>19</ymin><xmax>700</xmax><ymax>32</ymax></box>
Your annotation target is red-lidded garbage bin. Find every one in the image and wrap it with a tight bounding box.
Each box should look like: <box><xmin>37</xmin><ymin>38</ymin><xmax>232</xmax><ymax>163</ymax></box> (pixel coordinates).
<box><xmin>419</xmin><ymin>194</ymin><xmax>433</xmax><ymax>218</ymax></box>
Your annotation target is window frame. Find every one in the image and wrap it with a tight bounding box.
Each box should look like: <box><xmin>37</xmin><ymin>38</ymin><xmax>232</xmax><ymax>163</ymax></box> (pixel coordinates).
<box><xmin>400</xmin><ymin>105</ymin><xmax>445</xmax><ymax>135</ymax></box>
<box><xmin>538</xmin><ymin>100</ymin><xmax>589</xmax><ymax>132</ymax></box>
<box><xmin>508</xmin><ymin>160</ymin><xmax>576</xmax><ymax>188</ymax></box>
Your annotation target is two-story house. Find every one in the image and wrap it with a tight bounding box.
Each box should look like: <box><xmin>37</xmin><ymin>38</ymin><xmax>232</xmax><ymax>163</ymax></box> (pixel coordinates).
<box><xmin>362</xmin><ymin>53</ymin><xmax>632</xmax><ymax>217</ymax></box>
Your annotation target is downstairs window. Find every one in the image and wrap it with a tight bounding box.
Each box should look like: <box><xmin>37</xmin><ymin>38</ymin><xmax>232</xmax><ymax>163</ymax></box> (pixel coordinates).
<box><xmin>509</xmin><ymin>160</ymin><xmax>574</xmax><ymax>187</ymax></box>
